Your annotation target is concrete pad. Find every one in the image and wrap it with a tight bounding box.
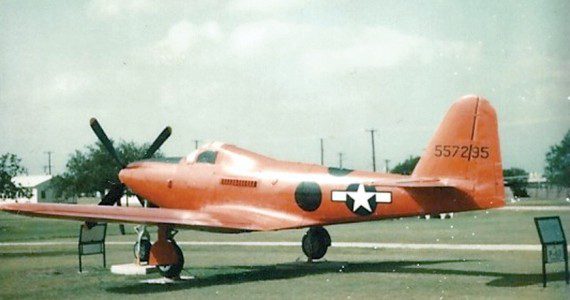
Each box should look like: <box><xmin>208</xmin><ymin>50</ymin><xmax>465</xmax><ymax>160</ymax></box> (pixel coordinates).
<box><xmin>111</xmin><ymin>263</ymin><xmax>156</xmax><ymax>275</ymax></box>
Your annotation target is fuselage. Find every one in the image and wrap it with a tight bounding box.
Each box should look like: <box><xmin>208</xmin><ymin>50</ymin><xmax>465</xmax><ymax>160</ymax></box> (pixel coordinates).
<box><xmin>119</xmin><ymin>142</ymin><xmax>494</xmax><ymax>231</ymax></box>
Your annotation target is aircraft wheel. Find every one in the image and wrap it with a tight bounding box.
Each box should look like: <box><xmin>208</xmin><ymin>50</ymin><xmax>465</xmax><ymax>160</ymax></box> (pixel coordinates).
<box><xmin>302</xmin><ymin>227</ymin><xmax>331</xmax><ymax>260</ymax></box>
<box><xmin>156</xmin><ymin>240</ymin><xmax>184</xmax><ymax>279</ymax></box>
<box><xmin>133</xmin><ymin>239</ymin><xmax>152</xmax><ymax>262</ymax></box>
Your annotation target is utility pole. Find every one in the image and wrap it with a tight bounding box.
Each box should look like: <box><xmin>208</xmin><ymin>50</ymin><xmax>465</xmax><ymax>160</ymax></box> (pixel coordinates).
<box><xmin>384</xmin><ymin>159</ymin><xmax>391</xmax><ymax>173</ymax></box>
<box><xmin>338</xmin><ymin>152</ymin><xmax>343</xmax><ymax>169</ymax></box>
<box><xmin>366</xmin><ymin>129</ymin><xmax>377</xmax><ymax>172</ymax></box>
<box><xmin>44</xmin><ymin>151</ymin><xmax>53</xmax><ymax>175</ymax></box>
<box><xmin>193</xmin><ymin>140</ymin><xmax>200</xmax><ymax>150</ymax></box>
<box><xmin>320</xmin><ymin>138</ymin><xmax>324</xmax><ymax>166</ymax></box>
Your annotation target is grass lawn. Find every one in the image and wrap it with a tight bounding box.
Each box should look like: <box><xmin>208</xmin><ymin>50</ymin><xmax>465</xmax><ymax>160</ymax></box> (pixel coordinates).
<box><xmin>1</xmin><ymin>204</ymin><xmax>569</xmax><ymax>299</ymax></box>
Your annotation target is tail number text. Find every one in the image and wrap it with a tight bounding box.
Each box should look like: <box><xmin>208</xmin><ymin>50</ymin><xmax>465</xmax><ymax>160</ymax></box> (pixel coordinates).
<box><xmin>434</xmin><ymin>145</ymin><xmax>489</xmax><ymax>160</ymax></box>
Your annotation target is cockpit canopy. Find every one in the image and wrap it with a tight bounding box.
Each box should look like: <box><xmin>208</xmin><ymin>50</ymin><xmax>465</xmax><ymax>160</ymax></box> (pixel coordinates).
<box><xmin>196</xmin><ymin>150</ymin><xmax>218</xmax><ymax>164</ymax></box>
<box><xmin>184</xmin><ymin>142</ymin><xmax>271</xmax><ymax>171</ymax></box>
<box><xmin>185</xmin><ymin>142</ymin><xmax>225</xmax><ymax>165</ymax></box>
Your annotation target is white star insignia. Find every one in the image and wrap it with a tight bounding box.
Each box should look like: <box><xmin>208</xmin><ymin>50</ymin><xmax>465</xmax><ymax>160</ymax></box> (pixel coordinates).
<box><xmin>347</xmin><ymin>184</ymin><xmax>374</xmax><ymax>212</ymax></box>
<box><xmin>331</xmin><ymin>184</ymin><xmax>392</xmax><ymax>213</ymax></box>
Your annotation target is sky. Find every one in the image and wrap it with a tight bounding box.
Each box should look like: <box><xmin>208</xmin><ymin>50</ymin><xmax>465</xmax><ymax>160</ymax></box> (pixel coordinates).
<box><xmin>0</xmin><ymin>0</ymin><xmax>568</xmax><ymax>175</ymax></box>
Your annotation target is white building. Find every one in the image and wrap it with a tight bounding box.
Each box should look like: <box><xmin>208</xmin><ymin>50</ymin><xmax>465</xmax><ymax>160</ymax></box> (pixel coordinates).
<box><xmin>8</xmin><ymin>175</ymin><xmax>69</xmax><ymax>203</ymax></box>
<box><xmin>528</xmin><ymin>172</ymin><xmax>547</xmax><ymax>184</ymax></box>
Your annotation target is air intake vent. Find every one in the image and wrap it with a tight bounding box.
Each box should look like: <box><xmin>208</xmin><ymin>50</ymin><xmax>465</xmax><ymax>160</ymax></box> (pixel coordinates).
<box><xmin>220</xmin><ymin>178</ymin><xmax>258</xmax><ymax>188</ymax></box>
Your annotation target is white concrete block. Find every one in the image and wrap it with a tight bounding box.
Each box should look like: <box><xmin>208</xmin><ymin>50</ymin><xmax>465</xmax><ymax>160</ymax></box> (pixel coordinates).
<box><xmin>111</xmin><ymin>263</ymin><xmax>156</xmax><ymax>275</ymax></box>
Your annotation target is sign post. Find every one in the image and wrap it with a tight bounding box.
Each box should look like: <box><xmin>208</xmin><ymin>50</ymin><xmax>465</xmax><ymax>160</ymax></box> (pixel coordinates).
<box><xmin>78</xmin><ymin>223</ymin><xmax>107</xmax><ymax>272</ymax></box>
<box><xmin>534</xmin><ymin>216</ymin><xmax>569</xmax><ymax>287</ymax></box>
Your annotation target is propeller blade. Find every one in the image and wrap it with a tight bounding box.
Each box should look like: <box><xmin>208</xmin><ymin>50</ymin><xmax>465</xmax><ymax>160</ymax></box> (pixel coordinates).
<box><xmin>135</xmin><ymin>195</ymin><xmax>146</xmax><ymax>207</ymax></box>
<box><xmin>143</xmin><ymin>126</ymin><xmax>172</xmax><ymax>159</ymax></box>
<box><xmin>88</xmin><ymin>183</ymin><xmax>126</xmax><ymax>234</ymax></box>
<box><xmin>98</xmin><ymin>183</ymin><xmax>125</xmax><ymax>206</ymax></box>
<box><xmin>90</xmin><ymin>118</ymin><xmax>126</xmax><ymax>168</ymax></box>
<box><xmin>135</xmin><ymin>194</ymin><xmax>159</xmax><ymax>208</ymax></box>
<box><xmin>116</xmin><ymin>199</ymin><xmax>126</xmax><ymax>235</ymax></box>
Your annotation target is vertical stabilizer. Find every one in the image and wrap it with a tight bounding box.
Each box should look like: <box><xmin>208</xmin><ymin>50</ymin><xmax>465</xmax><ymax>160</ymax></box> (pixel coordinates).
<box><xmin>413</xmin><ymin>95</ymin><xmax>504</xmax><ymax>208</ymax></box>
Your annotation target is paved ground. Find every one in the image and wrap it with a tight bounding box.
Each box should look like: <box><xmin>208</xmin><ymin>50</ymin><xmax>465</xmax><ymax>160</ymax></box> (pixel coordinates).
<box><xmin>499</xmin><ymin>206</ymin><xmax>570</xmax><ymax>211</ymax></box>
<box><xmin>4</xmin><ymin>240</ymin><xmax>568</xmax><ymax>251</ymax></box>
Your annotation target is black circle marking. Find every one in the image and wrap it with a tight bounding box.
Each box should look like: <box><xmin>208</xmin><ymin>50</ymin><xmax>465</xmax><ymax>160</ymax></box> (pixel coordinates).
<box><xmin>295</xmin><ymin>181</ymin><xmax>322</xmax><ymax>212</ymax></box>
<box><xmin>327</xmin><ymin>167</ymin><xmax>353</xmax><ymax>177</ymax></box>
<box><xmin>345</xmin><ymin>183</ymin><xmax>378</xmax><ymax>216</ymax></box>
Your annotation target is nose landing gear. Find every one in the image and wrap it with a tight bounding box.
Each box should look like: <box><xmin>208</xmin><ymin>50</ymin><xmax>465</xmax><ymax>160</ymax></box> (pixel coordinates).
<box><xmin>302</xmin><ymin>226</ymin><xmax>331</xmax><ymax>261</ymax></box>
<box><xmin>133</xmin><ymin>225</ymin><xmax>151</xmax><ymax>263</ymax></box>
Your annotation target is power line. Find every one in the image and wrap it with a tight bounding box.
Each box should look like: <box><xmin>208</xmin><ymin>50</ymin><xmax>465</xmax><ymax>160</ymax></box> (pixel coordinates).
<box><xmin>366</xmin><ymin>129</ymin><xmax>377</xmax><ymax>172</ymax></box>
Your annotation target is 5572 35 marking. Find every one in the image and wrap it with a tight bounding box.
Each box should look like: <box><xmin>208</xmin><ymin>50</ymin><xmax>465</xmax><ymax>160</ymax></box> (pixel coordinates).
<box><xmin>434</xmin><ymin>144</ymin><xmax>489</xmax><ymax>160</ymax></box>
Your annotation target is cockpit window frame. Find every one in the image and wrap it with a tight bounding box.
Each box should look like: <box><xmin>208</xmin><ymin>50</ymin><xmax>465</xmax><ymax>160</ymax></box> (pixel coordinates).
<box><xmin>195</xmin><ymin>150</ymin><xmax>218</xmax><ymax>164</ymax></box>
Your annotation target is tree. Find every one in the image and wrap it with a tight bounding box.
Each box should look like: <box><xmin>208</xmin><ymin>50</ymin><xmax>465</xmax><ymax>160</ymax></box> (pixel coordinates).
<box><xmin>53</xmin><ymin>141</ymin><xmax>161</xmax><ymax>198</ymax></box>
<box><xmin>0</xmin><ymin>153</ymin><xmax>31</xmax><ymax>199</ymax></box>
<box><xmin>390</xmin><ymin>156</ymin><xmax>420</xmax><ymax>175</ymax></box>
<box><xmin>503</xmin><ymin>167</ymin><xmax>529</xmax><ymax>197</ymax></box>
<box><xmin>545</xmin><ymin>130</ymin><xmax>570</xmax><ymax>188</ymax></box>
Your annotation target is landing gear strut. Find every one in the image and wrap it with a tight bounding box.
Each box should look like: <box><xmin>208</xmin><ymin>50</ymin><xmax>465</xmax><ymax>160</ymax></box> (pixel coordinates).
<box><xmin>150</xmin><ymin>226</ymin><xmax>185</xmax><ymax>279</ymax></box>
<box><xmin>302</xmin><ymin>227</ymin><xmax>331</xmax><ymax>261</ymax></box>
<box><xmin>133</xmin><ymin>225</ymin><xmax>151</xmax><ymax>263</ymax></box>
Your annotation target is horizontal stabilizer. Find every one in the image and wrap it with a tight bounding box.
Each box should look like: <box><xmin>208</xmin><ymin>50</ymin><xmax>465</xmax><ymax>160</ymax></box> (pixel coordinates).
<box><xmin>372</xmin><ymin>177</ymin><xmax>473</xmax><ymax>189</ymax></box>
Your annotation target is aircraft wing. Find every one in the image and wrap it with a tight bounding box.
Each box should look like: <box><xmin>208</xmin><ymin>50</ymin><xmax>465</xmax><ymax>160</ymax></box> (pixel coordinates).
<box><xmin>0</xmin><ymin>202</ymin><xmax>309</xmax><ymax>232</ymax></box>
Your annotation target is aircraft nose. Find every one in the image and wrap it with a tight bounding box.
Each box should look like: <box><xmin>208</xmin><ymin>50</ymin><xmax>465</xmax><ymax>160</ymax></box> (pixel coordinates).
<box><xmin>117</xmin><ymin>160</ymin><xmax>177</xmax><ymax>206</ymax></box>
<box><xmin>119</xmin><ymin>166</ymin><xmax>134</xmax><ymax>185</ymax></box>
<box><xmin>118</xmin><ymin>163</ymin><xmax>145</xmax><ymax>186</ymax></box>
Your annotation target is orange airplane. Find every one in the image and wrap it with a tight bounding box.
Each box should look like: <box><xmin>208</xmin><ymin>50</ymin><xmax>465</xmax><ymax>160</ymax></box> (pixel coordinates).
<box><xmin>0</xmin><ymin>95</ymin><xmax>504</xmax><ymax>278</ymax></box>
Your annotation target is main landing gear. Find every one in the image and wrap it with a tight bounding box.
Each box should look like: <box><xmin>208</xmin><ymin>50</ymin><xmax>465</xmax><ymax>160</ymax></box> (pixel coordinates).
<box><xmin>302</xmin><ymin>227</ymin><xmax>331</xmax><ymax>261</ymax></box>
<box><xmin>148</xmin><ymin>226</ymin><xmax>185</xmax><ymax>279</ymax></box>
<box><xmin>156</xmin><ymin>240</ymin><xmax>184</xmax><ymax>279</ymax></box>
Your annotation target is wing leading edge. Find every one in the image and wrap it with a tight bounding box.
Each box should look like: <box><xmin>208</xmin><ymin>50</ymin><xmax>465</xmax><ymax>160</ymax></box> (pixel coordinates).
<box><xmin>0</xmin><ymin>202</ymin><xmax>310</xmax><ymax>232</ymax></box>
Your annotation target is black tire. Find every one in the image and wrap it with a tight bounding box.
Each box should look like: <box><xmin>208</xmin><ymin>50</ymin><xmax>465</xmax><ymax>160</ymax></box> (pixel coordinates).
<box><xmin>133</xmin><ymin>239</ymin><xmax>152</xmax><ymax>262</ymax></box>
<box><xmin>302</xmin><ymin>227</ymin><xmax>331</xmax><ymax>260</ymax></box>
<box><xmin>156</xmin><ymin>240</ymin><xmax>184</xmax><ymax>279</ymax></box>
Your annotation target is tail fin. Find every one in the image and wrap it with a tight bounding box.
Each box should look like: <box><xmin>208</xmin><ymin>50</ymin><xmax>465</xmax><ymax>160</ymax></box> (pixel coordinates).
<box><xmin>413</xmin><ymin>95</ymin><xmax>504</xmax><ymax>208</ymax></box>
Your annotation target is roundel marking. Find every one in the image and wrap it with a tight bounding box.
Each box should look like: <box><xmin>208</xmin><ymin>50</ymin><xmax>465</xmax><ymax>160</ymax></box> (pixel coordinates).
<box><xmin>345</xmin><ymin>183</ymin><xmax>378</xmax><ymax>216</ymax></box>
<box><xmin>294</xmin><ymin>181</ymin><xmax>322</xmax><ymax>212</ymax></box>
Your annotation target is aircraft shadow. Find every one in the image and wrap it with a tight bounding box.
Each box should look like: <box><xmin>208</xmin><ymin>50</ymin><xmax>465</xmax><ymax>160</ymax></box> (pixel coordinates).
<box><xmin>107</xmin><ymin>259</ymin><xmax>567</xmax><ymax>294</ymax></box>
<box><xmin>0</xmin><ymin>250</ymin><xmax>77</xmax><ymax>258</ymax></box>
